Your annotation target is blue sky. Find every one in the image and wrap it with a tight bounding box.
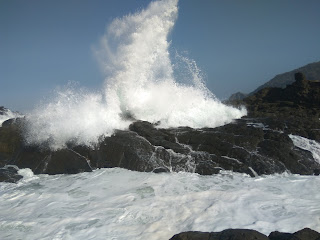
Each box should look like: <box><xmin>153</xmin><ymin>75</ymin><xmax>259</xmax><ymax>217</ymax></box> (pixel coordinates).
<box><xmin>1</xmin><ymin>0</ymin><xmax>320</xmax><ymax>112</ymax></box>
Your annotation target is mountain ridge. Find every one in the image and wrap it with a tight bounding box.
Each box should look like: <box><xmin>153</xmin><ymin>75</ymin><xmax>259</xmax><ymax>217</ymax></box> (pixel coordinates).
<box><xmin>228</xmin><ymin>60</ymin><xmax>320</xmax><ymax>100</ymax></box>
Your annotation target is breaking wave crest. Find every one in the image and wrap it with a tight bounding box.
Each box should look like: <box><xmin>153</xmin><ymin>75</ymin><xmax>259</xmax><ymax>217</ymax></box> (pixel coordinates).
<box><xmin>24</xmin><ymin>0</ymin><xmax>246</xmax><ymax>149</ymax></box>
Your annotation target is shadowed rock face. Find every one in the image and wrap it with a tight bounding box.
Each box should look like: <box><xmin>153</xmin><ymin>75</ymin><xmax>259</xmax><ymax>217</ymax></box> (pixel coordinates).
<box><xmin>0</xmin><ymin>119</ymin><xmax>92</xmax><ymax>177</ymax></box>
<box><xmin>0</xmin><ymin>118</ymin><xmax>24</xmax><ymax>167</ymax></box>
<box><xmin>169</xmin><ymin>228</ymin><xmax>320</xmax><ymax>240</ymax></box>
<box><xmin>1</xmin><ymin>114</ymin><xmax>319</xmax><ymax>181</ymax></box>
<box><xmin>0</xmin><ymin>166</ymin><xmax>23</xmax><ymax>183</ymax></box>
<box><xmin>243</xmin><ymin>72</ymin><xmax>320</xmax><ymax>118</ymax></box>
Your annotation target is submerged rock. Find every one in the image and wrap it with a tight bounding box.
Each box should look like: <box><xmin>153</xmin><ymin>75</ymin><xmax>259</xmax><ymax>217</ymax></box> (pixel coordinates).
<box><xmin>0</xmin><ymin>118</ymin><xmax>24</xmax><ymax>167</ymax></box>
<box><xmin>0</xmin><ymin>166</ymin><xmax>23</xmax><ymax>183</ymax></box>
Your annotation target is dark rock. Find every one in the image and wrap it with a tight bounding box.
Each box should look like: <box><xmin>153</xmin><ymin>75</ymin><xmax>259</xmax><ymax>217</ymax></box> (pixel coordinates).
<box><xmin>293</xmin><ymin>228</ymin><xmax>320</xmax><ymax>240</ymax></box>
<box><xmin>171</xmin><ymin>228</ymin><xmax>320</xmax><ymax>240</ymax></box>
<box><xmin>194</xmin><ymin>158</ymin><xmax>221</xmax><ymax>175</ymax></box>
<box><xmin>0</xmin><ymin>117</ymin><xmax>92</xmax><ymax>175</ymax></box>
<box><xmin>170</xmin><ymin>229</ymin><xmax>269</xmax><ymax>240</ymax></box>
<box><xmin>90</xmin><ymin>130</ymin><xmax>156</xmax><ymax>172</ymax></box>
<box><xmin>171</xmin><ymin>117</ymin><xmax>320</xmax><ymax>176</ymax></box>
<box><xmin>169</xmin><ymin>231</ymin><xmax>211</xmax><ymax>240</ymax></box>
<box><xmin>294</xmin><ymin>72</ymin><xmax>307</xmax><ymax>85</ymax></box>
<box><xmin>269</xmin><ymin>231</ymin><xmax>298</xmax><ymax>240</ymax></box>
<box><xmin>0</xmin><ymin>118</ymin><xmax>24</xmax><ymax>167</ymax></box>
<box><xmin>129</xmin><ymin>121</ymin><xmax>189</xmax><ymax>154</ymax></box>
<box><xmin>153</xmin><ymin>167</ymin><xmax>170</xmax><ymax>173</ymax></box>
<box><xmin>1</xmin><ymin>114</ymin><xmax>319</xmax><ymax>176</ymax></box>
<box><xmin>0</xmin><ymin>166</ymin><xmax>23</xmax><ymax>183</ymax></box>
<box><xmin>216</xmin><ymin>229</ymin><xmax>269</xmax><ymax>240</ymax></box>
<box><xmin>243</xmin><ymin>73</ymin><xmax>320</xmax><ymax>125</ymax></box>
<box><xmin>13</xmin><ymin>146</ymin><xmax>92</xmax><ymax>175</ymax></box>
<box><xmin>44</xmin><ymin>149</ymin><xmax>92</xmax><ymax>174</ymax></box>
<box><xmin>269</xmin><ymin>228</ymin><xmax>320</xmax><ymax>240</ymax></box>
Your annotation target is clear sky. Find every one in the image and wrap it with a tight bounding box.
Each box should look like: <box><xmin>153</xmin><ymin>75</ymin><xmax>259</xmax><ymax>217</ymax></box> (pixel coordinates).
<box><xmin>1</xmin><ymin>0</ymin><xmax>320</xmax><ymax>112</ymax></box>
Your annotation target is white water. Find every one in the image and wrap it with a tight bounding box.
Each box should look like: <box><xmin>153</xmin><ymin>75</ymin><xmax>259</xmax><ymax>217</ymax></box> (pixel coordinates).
<box><xmin>289</xmin><ymin>134</ymin><xmax>320</xmax><ymax>164</ymax></box>
<box><xmin>1</xmin><ymin>169</ymin><xmax>319</xmax><ymax>240</ymax></box>
<box><xmin>0</xmin><ymin>108</ymin><xmax>24</xmax><ymax>127</ymax></box>
<box><xmin>24</xmin><ymin>0</ymin><xmax>246</xmax><ymax>150</ymax></box>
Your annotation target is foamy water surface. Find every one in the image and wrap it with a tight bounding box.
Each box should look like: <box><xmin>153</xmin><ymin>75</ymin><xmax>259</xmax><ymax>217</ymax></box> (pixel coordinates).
<box><xmin>1</xmin><ymin>169</ymin><xmax>319</xmax><ymax>240</ymax></box>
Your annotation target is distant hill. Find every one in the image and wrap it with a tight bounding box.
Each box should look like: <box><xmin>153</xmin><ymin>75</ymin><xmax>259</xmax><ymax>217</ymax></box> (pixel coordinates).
<box><xmin>251</xmin><ymin>61</ymin><xmax>320</xmax><ymax>94</ymax></box>
<box><xmin>228</xmin><ymin>61</ymin><xmax>320</xmax><ymax>100</ymax></box>
<box><xmin>228</xmin><ymin>92</ymin><xmax>247</xmax><ymax>101</ymax></box>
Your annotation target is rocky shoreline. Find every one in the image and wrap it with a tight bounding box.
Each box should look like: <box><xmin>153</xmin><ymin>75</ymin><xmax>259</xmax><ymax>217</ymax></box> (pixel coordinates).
<box><xmin>1</xmin><ymin>73</ymin><xmax>320</xmax><ymax>182</ymax></box>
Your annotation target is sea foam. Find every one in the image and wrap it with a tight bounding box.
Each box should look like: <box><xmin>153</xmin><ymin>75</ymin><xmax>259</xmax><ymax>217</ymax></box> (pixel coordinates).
<box><xmin>24</xmin><ymin>0</ymin><xmax>246</xmax><ymax>149</ymax></box>
<box><xmin>1</xmin><ymin>169</ymin><xmax>319</xmax><ymax>240</ymax></box>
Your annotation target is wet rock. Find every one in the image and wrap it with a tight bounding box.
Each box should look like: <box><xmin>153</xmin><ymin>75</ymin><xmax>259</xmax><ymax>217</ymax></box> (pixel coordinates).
<box><xmin>242</xmin><ymin>73</ymin><xmax>320</xmax><ymax>142</ymax></box>
<box><xmin>0</xmin><ymin>118</ymin><xmax>24</xmax><ymax>167</ymax></box>
<box><xmin>169</xmin><ymin>231</ymin><xmax>211</xmax><ymax>240</ymax></box>
<box><xmin>0</xmin><ymin>166</ymin><xmax>23</xmax><ymax>183</ymax></box>
<box><xmin>269</xmin><ymin>231</ymin><xmax>298</xmax><ymax>240</ymax></box>
<box><xmin>269</xmin><ymin>228</ymin><xmax>320</xmax><ymax>240</ymax></box>
<box><xmin>13</xmin><ymin>147</ymin><xmax>92</xmax><ymax>174</ymax></box>
<box><xmin>43</xmin><ymin>149</ymin><xmax>92</xmax><ymax>174</ymax></box>
<box><xmin>129</xmin><ymin>121</ymin><xmax>189</xmax><ymax>154</ymax></box>
<box><xmin>0</xmin><ymin>117</ymin><xmax>92</xmax><ymax>175</ymax></box>
<box><xmin>91</xmin><ymin>130</ymin><xmax>156</xmax><ymax>172</ymax></box>
<box><xmin>293</xmin><ymin>228</ymin><xmax>320</xmax><ymax>240</ymax></box>
<box><xmin>170</xmin><ymin>229</ymin><xmax>269</xmax><ymax>240</ymax></box>
<box><xmin>314</xmin><ymin>169</ymin><xmax>320</xmax><ymax>176</ymax></box>
<box><xmin>170</xmin><ymin>228</ymin><xmax>320</xmax><ymax>240</ymax></box>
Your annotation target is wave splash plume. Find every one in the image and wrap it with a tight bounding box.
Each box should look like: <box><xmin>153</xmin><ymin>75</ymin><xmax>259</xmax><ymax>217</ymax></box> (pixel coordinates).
<box><xmin>25</xmin><ymin>0</ymin><xmax>246</xmax><ymax>149</ymax></box>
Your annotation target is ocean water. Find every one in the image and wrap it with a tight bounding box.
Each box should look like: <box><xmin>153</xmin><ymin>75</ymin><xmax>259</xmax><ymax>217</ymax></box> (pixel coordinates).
<box><xmin>1</xmin><ymin>169</ymin><xmax>320</xmax><ymax>240</ymax></box>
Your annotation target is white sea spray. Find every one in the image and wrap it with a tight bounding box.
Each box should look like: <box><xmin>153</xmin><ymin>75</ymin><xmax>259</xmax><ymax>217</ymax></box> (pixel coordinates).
<box><xmin>289</xmin><ymin>134</ymin><xmax>320</xmax><ymax>164</ymax></box>
<box><xmin>24</xmin><ymin>0</ymin><xmax>246</xmax><ymax>149</ymax></box>
<box><xmin>0</xmin><ymin>108</ymin><xmax>24</xmax><ymax>127</ymax></box>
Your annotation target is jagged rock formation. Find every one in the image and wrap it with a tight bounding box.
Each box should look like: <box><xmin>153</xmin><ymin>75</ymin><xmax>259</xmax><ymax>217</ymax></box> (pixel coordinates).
<box><xmin>169</xmin><ymin>228</ymin><xmax>320</xmax><ymax>240</ymax></box>
<box><xmin>1</xmin><ymin>115</ymin><xmax>319</xmax><ymax>182</ymax></box>
<box><xmin>242</xmin><ymin>72</ymin><xmax>320</xmax><ymax>141</ymax></box>
<box><xmin>0</xmin><ymin>73</ymin><xmax>320</xmax><ymax>182</ymax></box>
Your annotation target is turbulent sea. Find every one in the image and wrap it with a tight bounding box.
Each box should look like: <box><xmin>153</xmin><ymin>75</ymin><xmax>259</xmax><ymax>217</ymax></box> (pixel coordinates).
<box><xmin>1</xmin><ymin>0</ymin><xmax>320</xmax><ymax>239</ymax></box>
<box><xmin>1</xmin><ymin>169</ymin><xmax>320</xmax><ymax>240</ymax></box>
